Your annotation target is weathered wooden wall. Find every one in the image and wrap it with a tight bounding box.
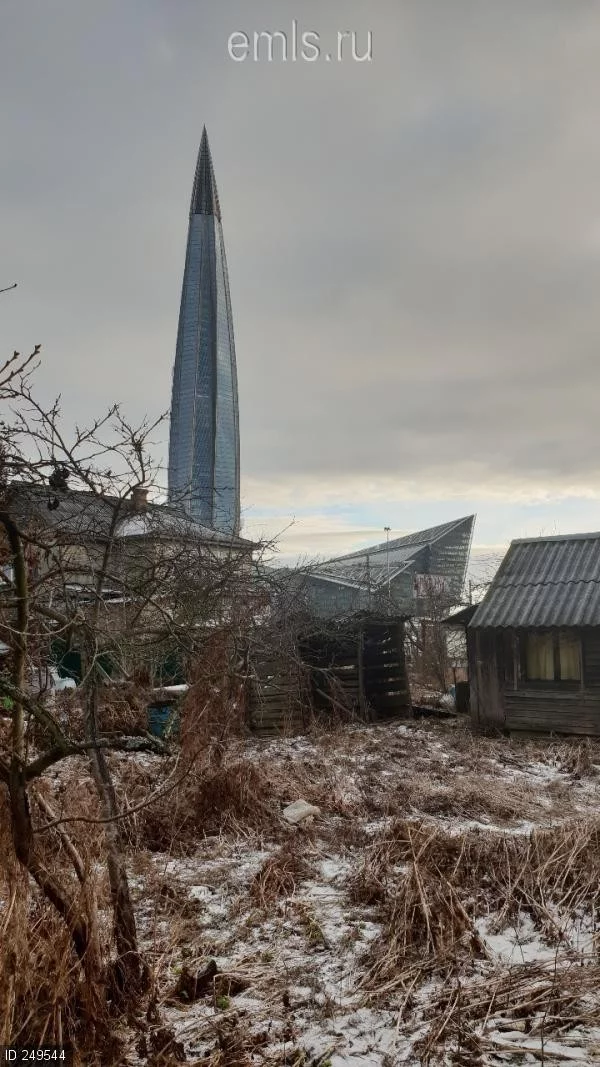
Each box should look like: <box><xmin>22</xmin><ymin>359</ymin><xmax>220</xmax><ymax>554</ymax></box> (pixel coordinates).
<box><xmin>504</xmin><ymin>690</ymin><xmax>600</xmax><ymax>735</ymax></box>
<box><xmin>247</xmin><ymin>656</ymin><xmax>309</xmax><ymax>737</ymax></box>
<box><xmin>249</xmin><ymin>618</ymin><xmax>412</xmax><ymax>736</ymax></box>
<box><xmin>469</xmin><ymin>625</ymin><xmax>600</xmax><ymax>736</ymax></box>
<box><xmin>582</xmin><ymin>631</ymin><xmax>600</xmax><ymax>687</ymax></box>
<box><xmin>468</xmin><ymin>629</ymin><xmax>505</xmax><ymax>730</ymax></box>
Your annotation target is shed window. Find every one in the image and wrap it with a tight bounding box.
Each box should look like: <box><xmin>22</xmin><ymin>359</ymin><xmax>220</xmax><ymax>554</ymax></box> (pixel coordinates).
<box><xmin>558</xmin><ymin>633</ymin><xmax>581</xmax><ymax>680</ymax></box>
<box><xmin>524</xmin><ymin>631</ymin><xmax>581</xmax><ymax>683</ymax></box>
<box><xmin>526</xmin><ymin>633</ymin><xmax>554</xmax><ymax>681</ymax></box>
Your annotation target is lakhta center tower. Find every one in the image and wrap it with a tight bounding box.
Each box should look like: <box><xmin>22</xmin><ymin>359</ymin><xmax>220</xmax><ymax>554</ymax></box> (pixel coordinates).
<box><xmin>168</xmin><ymin>128</ymin><xmax>241</xmax><ymax>536</ymax></box>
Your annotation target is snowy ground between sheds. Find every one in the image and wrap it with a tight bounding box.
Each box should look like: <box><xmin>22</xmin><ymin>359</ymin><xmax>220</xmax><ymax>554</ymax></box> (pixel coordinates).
<box><xmin>115</xmin><ymin>719</ymin><xmax>600</xmax><ymax>1066</ymax></box>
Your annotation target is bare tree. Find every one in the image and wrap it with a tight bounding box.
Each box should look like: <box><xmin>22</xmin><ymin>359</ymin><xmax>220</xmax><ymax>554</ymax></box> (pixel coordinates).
<box><xmin>0</xmin><ymin>350</ymin><xmax>258</xmax><ymax>1029</ymax></box>
<box><xmin>405</xmin><ymin>575</ymin><xmax>457</xmax><ymax>693</ymax></box>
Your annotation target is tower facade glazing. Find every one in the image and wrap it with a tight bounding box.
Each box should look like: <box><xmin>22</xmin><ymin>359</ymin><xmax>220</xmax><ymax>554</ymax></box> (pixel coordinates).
<box><xmin>168</xmin><ymin>128</ymin><xmax>240</xmax><ymax>536</ymax></box>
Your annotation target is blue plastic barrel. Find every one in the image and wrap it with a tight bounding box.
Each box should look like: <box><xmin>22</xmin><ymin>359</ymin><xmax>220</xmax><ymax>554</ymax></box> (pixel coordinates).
<box><xmin>147</xmin><ymin>702</ymin><xmax>180</xmax><ymax>739</ymax></box>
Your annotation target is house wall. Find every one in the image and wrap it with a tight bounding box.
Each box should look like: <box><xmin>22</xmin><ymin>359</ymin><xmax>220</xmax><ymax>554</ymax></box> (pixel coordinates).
<box><xmin>468</xmin><ymin>629</ymin><xmax>505</xmax><ymax>730</ymax></box>
<box><xmin>469</xmin><ymin>625</ymin><xmax>600</xmax><ymax>736</ymax></box>
<box><xmin>389</xmin><ymin>571</ymin><xmax>419</xmax><ymax>615</ymax></box>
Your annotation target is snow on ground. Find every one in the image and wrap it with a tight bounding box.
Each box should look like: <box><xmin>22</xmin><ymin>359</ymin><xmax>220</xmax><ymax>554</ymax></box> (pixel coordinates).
<box><xmin>117</xmin><ymin>719</ymin><xmax>600</xmax><ymax>1065</ymax></box>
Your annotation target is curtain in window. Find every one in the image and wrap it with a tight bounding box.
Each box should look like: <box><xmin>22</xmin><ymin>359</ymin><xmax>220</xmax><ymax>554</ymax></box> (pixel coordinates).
<box><xmin>526</xmin><ymin>632</ymin><xmax>554</xmax><ymax>680</ymax></box>
<box><xmin>559</xmin><ymin>632</ymin><xmax>581</xmax><ymax>680</ymax></box>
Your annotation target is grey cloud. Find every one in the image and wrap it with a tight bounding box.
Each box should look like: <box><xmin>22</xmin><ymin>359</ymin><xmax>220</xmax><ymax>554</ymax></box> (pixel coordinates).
<box><xmin>2</xmin><ymin>0</ymin><xmax>600</xmax><ymax>503</ymax></box>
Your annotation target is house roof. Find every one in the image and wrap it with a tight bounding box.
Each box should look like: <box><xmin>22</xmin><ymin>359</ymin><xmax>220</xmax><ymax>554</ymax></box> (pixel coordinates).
<box><xmin>333</xmin><ymin>517</ymin><xmax>475</xmax><ymax>563</ymax></box>
<box><xmin>6</xmin><ymin>482</ymin><xmax>253</xmax><ymax>550</ymax></box>
<box><xmin>469</xmin><ymin>532</ymin><xmax>600</xmax><ymax>629</ymax></box>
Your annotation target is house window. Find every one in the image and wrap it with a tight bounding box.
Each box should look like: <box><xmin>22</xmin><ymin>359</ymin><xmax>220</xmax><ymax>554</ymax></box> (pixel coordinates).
<box><xmin>524</xmin><ymin>631</ymin><xmax>581</xmax><ymax>683</ymax></box>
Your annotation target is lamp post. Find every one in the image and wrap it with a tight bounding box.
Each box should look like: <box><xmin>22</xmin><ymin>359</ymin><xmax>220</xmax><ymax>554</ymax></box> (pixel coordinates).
<box><xmin>384</xmin><ymin>526</ymin><xmax>391</xmax><ymax>608</ymax></box>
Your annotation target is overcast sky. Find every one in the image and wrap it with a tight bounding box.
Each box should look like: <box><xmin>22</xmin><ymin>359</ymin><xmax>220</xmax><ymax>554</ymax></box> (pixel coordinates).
<box><xmin>2</xmin><ymin>0</ymin><xmax>600</xmax><ymax>568</ymax></box>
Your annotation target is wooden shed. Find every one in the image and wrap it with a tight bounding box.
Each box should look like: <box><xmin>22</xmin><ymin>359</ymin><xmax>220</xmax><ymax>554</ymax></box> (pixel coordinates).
<box><xmin>248</xmin><ymin>614</ymin><xmax>411</xmax><ymax>735</ymax></box>
<box><xmin>300</xmin><ymin>614</ymin><xmax>411</xmax><ymax>724</ymax></box>
<box><xmin>468</xmin><ymin>532</ymin><xmax>600</xmax><ymax>736</ymax></box>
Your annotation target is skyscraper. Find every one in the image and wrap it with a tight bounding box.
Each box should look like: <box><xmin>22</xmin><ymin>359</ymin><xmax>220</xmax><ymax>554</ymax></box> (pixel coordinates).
<box><xmin>168</xmin><ymin>128</ymin><xmax>241</xmax><ymax>536</ymax></box>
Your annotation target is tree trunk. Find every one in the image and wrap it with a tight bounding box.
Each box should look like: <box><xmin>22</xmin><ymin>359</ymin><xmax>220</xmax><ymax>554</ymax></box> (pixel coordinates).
<box><xmin>8</xmin><ymin>766</ymin><xmax>99</xmax><ymax>978</ymax></box>
<box><xmin>83</xmin><ymin>679</ymin><xmax>145</xmax><ymax>995</ymax></box>
<box><xmin>1</xmin><ymin>512</ymin><xmax>101</xmax><ymax>990</ymax></box>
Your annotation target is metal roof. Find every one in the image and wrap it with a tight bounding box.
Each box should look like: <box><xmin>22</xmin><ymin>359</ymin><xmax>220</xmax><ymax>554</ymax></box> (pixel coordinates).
<box><xmin>314</xmin><ymin>555</ymin><xmax>421</xmax><ymax>589</ymax></box>
<box><xmin>327</xmin><ymin>516</ymin><xmax>475</xmax><ymax>566</ymax></box>
<box><xmin>314</xmin><ymin>516</ymin><xmax>475</xmax><ymax>592</ymax></box>
<box><xmin>295</xmin><ymin>515</ymin><xmax>475</xmax><ymax>620</ymax></box>
<box><xmin>469</xmin><ymin>533</ymin><xmax>600</xmax><ymax>628</ymax></box>
<box><xmin>442</xmin><ymin>604</ymin><xmax>478</xmax><ymax>628</ymax></box>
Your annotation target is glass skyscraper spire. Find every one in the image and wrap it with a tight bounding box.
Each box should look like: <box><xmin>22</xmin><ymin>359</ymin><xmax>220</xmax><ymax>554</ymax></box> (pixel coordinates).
<box><xmin>168</xmin><ymin>128</ymin><xmax>241</xmax><ymax>536</ymax></box>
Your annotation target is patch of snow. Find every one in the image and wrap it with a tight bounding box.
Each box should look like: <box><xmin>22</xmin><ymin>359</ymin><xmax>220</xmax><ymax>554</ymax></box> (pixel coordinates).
<box><xmin>476</xmin><ymin>913</ymin><xmax>559</xmax><ymax>965</ymax></box>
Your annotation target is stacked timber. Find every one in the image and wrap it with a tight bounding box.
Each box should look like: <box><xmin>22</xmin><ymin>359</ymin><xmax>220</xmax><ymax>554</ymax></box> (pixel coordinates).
<box><xmin>301</xmin><ymin>616</ymin><xmax>412</xmax><ymax>723</ymax></box>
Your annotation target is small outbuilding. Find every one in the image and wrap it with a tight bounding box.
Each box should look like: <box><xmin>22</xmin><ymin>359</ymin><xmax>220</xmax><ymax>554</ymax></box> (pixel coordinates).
<box><xmin>468</xmin><ymin>532</ymin><xmax>600</xmax><ymax>736</ymax></box>
<box><xmin>248</xmin><ymin>613</ymin><xmax>411</xmax><ymax>736</ymax></box>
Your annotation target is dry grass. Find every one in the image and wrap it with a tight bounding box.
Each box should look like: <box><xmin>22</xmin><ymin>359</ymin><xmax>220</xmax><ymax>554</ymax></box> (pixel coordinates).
<box><xmin>118</xmin><ymin>737</ymin><xmax>360</xmax><ymax>855</ymax></box>
<box><xmin>99</xmin><ymin>685</ymin><xmax>149</xmax><ymax>735</ymax></box>
<box><xmin>414</xmin><ymin>959</ymin><xmax>600</xmax><ymax>1064</ymax></box>
<box><xmin>5</xmin><ymin>713</ymin><xmax>600</xmax><ymax>1064</ymax></box>
<box><xmin>408</xmin><ymin>776</ymin><xmax>545</xmax><ymax>822</ymax></box>
<box><xmin>0</xmin><ymin>846</ymin><xmax>113</xmax><ymax>1057</ymax></box>
<box><xmin>249</xmin><ymin>847</ymin><xmax>313</xmax><ymax>908</ymax></box>
<box><xmin>359</xmin><ymin>817</ymin><xmax>600</xmax><ymax>996</ymax></box>
<box><xmin>125</xmin><ymin>757</ymin><xmax>281</xmax><ymax>853</ymax></box>
<box><xmin>119</xmin><ymin>723</ymin><xmax>600</xmax><ymax>1062</ymax></box>
<box><xmin>0</xmin><ymin>784</ymin><xmax>121</xmax><ymax>1059</ymax></box>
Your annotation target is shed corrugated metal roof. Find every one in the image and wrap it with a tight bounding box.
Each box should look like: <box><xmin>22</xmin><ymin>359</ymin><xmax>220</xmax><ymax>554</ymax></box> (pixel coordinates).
<box><xmin>470</xmin><ymin>533</ymin><xmax>600</xmax><ymax>628</ymax></box>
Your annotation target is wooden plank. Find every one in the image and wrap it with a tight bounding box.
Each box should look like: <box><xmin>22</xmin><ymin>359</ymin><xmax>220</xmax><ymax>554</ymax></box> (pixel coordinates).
<box><xmin>367</xmin><ymin>677</ymin><xmax>409</xmax><ymax>693</ymax></box>
<box><xmin>371</xmin><ymin>693</ymin><xmax>411</xmax><ymax>709</ymax></box>
<box><xmin>505</xmin><ymin>689</ymin><xmax>600</xmax><ymax>735</ymax></box>
<box><xmin>583</xmin><ymin>631</ymin><xmax>600</xmax><ymax>686</ymax></box>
